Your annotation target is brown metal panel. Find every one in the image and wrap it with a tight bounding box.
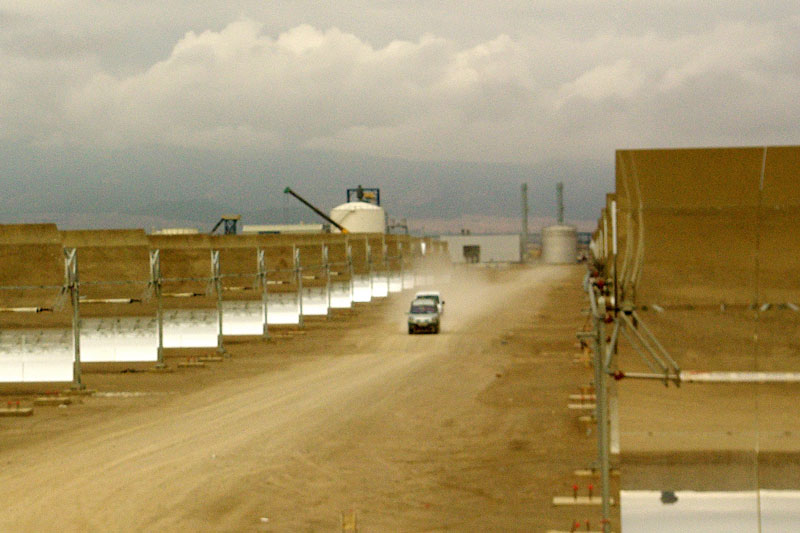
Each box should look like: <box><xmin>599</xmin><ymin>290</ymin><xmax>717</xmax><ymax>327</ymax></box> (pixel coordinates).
<box><xmin>147</xmin><ymin>234</ymin><xmax>212</xmax><ymax>297</ymax></box>
<box><xmin>61</xmin><ymin>230</ymin><xmax>151</xmax><ymax>300</ymax></box>
<box><xmin>0</xmin><ymin>224</ymin><xmax>64</xmax><ymax>308</ymax></box>
<box><xmin>760</xmin><ymin>146</ymin><xmax>800</xmax><ymax>302</ymax></box>
<box><xmin>762</xmin><ymin>146</ymin><xmax>800</xmax><ymax>208</ymax></box>
<box><xmin>615</xmin><ymin>148</ymin><xmax>764</xmax><ymax>306</ymax></box>
<box><xmin>326</xmin><ymin>241</ymin><xmax>351</xmax><ymax>282</ymax></box>
<box><xmin>348</xmin><ymin>236</ymin><xmax>370</xmax><ymax>274</ymax></box>
<box><xmin>616</xmin><ymin>147</ymin><xmax>763</xmax><ymax>209</ymax></box>
<box><xmin>296</xmin><ymin>243</ymin><xmax>326</xmax><ymax>288</ymax></box>
<box><xmin>366</xmin><ymin>234</ymin><xmax>386</xmax><ymax>272</ymax></box>
<box><xmin>260</xmin><ymin>244</ymin><xmax>297</xmax><ymax>294</ymax></box>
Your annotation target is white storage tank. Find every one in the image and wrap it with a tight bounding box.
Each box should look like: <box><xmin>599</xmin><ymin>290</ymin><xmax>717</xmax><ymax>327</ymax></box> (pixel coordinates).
<box><xmin>542</xmin><ymin>225</ymin><xmax>577</xmax><ymax>264</ymax></box>
<box><xmin>330</xmin><ymin>201</ymin><xmax>386</xmax><ymax>233</ymax></box>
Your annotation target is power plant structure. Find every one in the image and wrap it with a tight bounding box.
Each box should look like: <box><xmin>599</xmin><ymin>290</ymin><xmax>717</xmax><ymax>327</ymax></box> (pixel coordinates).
<box><xmin>541</xmin><ymin>182</ymin><xmax>578</xmax><ymax>264</ymax></box>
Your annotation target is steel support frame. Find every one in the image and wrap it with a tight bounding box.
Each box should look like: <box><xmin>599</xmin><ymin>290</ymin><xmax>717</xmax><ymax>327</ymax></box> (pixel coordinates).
<box><xmin>583</xmin><ymin>282</ymin><xmax>612</xmax><ymax>532</ymax></box>
<box><xmin>211</xmin><ymin>250</ymin><xmax>227</xmax><ymax>357</ymax></box>
<box><xmin>366</xmin><ymin>240</ymin><xmax>373</xmax><ymax>295</ymax></box>
<box><xmin>65</xmin><ymin>248</ymin><xmax>84</xmax><ymax>390</ymax></box>
<box><xmin>323</xmin><ymin>244</ymin><xmax>331</xmax><ymax>313</ymax></box>
<box><xmin>257</xmin><ymin>249</ymin><xmax>270</xmax><ymax>339</ymax></box>
<box><xmin>295</xmin><ymin>247</ymin><xmax>304</xmax><ymax>328</ymax></box>
<box><xmin>149</xmin><ymin>250</ymin><xmax>166</xmax><ymax>367</ymax></box>
<box><xmin>347</xmin><ymin>244</ymin><xmax>355</xmax><ymax>303</ymax></box>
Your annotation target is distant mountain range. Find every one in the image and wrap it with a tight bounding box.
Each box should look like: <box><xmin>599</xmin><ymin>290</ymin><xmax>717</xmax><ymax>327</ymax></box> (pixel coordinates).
<box><xmin>1</xmin><ymin>141</ymin><xmax>611</xmax><ymax>232</ymax></box>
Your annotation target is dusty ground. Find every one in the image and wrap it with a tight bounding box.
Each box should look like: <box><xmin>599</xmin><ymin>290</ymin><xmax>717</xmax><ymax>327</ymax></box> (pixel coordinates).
<box><xmin>0</xmin><ymin>264</ymin><xmax>616</xmax><ymax>532</ymax></box>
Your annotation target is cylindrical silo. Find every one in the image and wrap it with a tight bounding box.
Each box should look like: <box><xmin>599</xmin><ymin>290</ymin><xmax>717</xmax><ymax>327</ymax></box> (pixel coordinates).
<box><xmin>330</xmin><ymin>201</ymin><xmax>386</xmax><ymax>233</ymax></box>
<box><xmin>542</xmin><ymin>225</ymin><xmax>577</xmax><ymax>264</ymax></box>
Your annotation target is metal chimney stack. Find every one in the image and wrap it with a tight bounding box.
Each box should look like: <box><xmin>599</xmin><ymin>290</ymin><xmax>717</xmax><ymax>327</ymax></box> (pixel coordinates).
<box><xmin>557</xmin><ymin>182</ymin><xmax>564</xmax><ymax>225</ymax></box>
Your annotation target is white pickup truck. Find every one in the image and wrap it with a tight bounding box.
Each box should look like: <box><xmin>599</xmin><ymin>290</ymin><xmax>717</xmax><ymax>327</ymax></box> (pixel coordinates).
<box><xmin>414</xmin><ymin>291</ymin><xmax>444</xmax><ymax>313</ymax></box>
<box><xmin>407</xmin><ymin>298</ymin><xmax>440</xmax><ymax>334</ymax></box>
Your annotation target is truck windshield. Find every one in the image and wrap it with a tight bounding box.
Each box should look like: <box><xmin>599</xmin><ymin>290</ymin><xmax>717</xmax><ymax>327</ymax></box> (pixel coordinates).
<box><xmin>411</xmin><ymin>304</ymin><xmax>436</xmax><ymax>314</ymax></box>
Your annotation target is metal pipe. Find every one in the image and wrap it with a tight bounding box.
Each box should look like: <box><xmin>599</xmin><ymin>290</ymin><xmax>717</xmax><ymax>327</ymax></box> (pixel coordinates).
<box><xmin>631</xmin><ymin>310</ymin><xmax>681</xmax><ymax>374</ymax></box>
<box><xmin>283</xmin><ymin>187</ymin><xmax>349</xmax><ymax>234</ymax></box>
<box><xmin>557</xmin><ymin>182</ymin><xmax>564</xmax><ymax>225</ymax></box>
<box><xmin>612</xmin><ymin>371</ymin><xmax>681</xmax><ymax>382</ymax></box>
<box><xmin>620</xmin><ymin>313</ymin><xmax>669</xmax><ymax>373</ymax></box>
<box><xmin>621</xmin><ymin>328</ymin><xmax>665</xmax><ymax>376</ymax></box>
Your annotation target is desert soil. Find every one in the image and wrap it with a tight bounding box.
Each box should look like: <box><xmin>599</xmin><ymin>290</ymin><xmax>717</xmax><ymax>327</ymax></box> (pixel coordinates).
<box><xmin>0</xmin><ymin>264</ymin><xmax>616</xmax><ymax>532</ymax></box>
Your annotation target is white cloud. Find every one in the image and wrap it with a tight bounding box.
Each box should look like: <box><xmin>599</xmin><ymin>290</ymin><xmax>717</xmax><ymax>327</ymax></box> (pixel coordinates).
<box><xmin>658</xmin><ymin>22</ymin><xmax>781</xmax><ymax>91</ymax></box>
<box><xmin>1</xmin><ymin>11</ymin><xmax>798</xmax><ymax>165</ymax></box>
<box><xmin>557</xmin><ymin>59</ymin><xmax>645</xmax><ymax>107</ymax></box>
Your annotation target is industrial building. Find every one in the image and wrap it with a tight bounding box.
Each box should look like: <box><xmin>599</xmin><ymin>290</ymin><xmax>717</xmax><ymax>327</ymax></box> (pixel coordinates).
<box><xmin>437</xmin><ymin>234</ymin><xmax>522</xmax><ymax>264</ymax></box>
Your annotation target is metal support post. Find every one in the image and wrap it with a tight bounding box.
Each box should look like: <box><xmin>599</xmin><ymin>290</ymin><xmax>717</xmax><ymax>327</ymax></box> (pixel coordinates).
<box><xmin>347</xmin><ymin>244</ymin><xmax>354</xmax><ymax>303</ymax></box>
<box><xmin>65</xmin><ymin>248</ymin><xmax>84</xmax><ymax>390</ymax></box>
<box><xmin>257</xmin><ymin>249</ymin><xmax>270</xmax><ymax>339</ymax></box>
<box><xmin>295</xmin><ymin>247</ymin><xmax>304</xmax><ymax>328</ymax></box>
<box><xmin>399</xmin><ymin>243</ymin><xmax>406</xmax><ymax>290</ymax></box>
<box><xmin>583</xmin><ymin>278</ymin><xmax>611</xmax><ymax>532</ymax></box>
<box><xmin>150</xmin><ymin>250</ymin><xmax>165</xmax><ymax>367</ymax></box>
<box><xmin>323</xmin><ymin>244</ymin><xmax>331</xmax><ymax>313</ymax></box>
<box><xmin>383</xmin><ymin>240</ymin><xmax>390</xmax><ymax>291</ymax></box>
<box><xmin>211</xmin><ymin>250</ymin><xmax>227</xmax><ymax>357</ymax></box>
<box><xmin>366</xmin><ymin>240</ymin><xmax>373</xmax><ymax>295</ymax></box>
<box><xmin>596</xmin><ymin>310</ymin><xmax>611</xmax><ymax>532</ymax></box>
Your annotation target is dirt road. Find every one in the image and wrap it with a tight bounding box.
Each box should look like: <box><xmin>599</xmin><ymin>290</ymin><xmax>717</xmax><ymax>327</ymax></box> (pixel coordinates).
<box><xmin>0</xmin><ymin>265</ymin><xmax>600</xmax><ymax>532</ymax></box>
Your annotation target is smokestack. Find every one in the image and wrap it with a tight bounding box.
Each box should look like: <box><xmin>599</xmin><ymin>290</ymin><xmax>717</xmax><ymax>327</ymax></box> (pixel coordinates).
<box><xmin>521</xmin><ymin>183</ymin><xmax>529</xmax><ymax>262</ymax></box>
<box><xmin>557</xmin><ymin>182</ymin><xmax>564</xmax><ymax>225</ymax></box>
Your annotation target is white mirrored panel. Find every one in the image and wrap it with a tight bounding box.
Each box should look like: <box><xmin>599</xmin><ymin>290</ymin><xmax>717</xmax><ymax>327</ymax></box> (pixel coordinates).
<box><xmin>163</xmin><ymin>309</ymin><xmax>218</xmax><ymax>348</ymax></box>
<box><xmin>402</xmin><ymin>272</ymin><xmax>415</xmax><ymax>290</ymax></box>
<box><xmin>329</xmin><ymin>282</ymin><xmax>352</xmax><ymax>308</ymax></box>
<box><xmin>621</xmin><ymin>490</ymin><xmax>800</xmax><ymax>532</ymax></box>
<box><xmin>0</xmin><ymin>329</ymin><xmax>72</xmax><ymax>383</ymax></box>
<box><xmin>81</xmin><ymin>317</ymin><xmax>158</xmax><ymax>362</ymax></box>
<box><xmin>388</xmin><ymin>274</ymin><xmax>402</xmax><ymax>293</ymax></box>
<box><xmin>266</xmin><ymin>292</ymin><xmax>300</xmax><ymax>325</ymax></box>
<box><xmin>371</xmin><ymin>274</ymin><xmax>389</xmax><ymax>298</ymax></box>
<box><xmin>222</xmin><ymin>301</ymin><xmax>264</xmax><ymax>335</ymax></box>
<box><xmin>301</xmin><ymin>287</ymin><xmax>328</xmax><ymax>316</ymax></box>
<box><xmin>352</xmin><ymin>276</ymin><xmax>371</xmax><ymax>303</ymax></box>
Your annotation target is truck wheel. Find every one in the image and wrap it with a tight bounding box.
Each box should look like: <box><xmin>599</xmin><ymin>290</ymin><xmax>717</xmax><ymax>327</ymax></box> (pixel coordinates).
<box><xmin>408</xmin><ymin>326</ymin><xmax>414</xmax><ymax>334</ymax></box>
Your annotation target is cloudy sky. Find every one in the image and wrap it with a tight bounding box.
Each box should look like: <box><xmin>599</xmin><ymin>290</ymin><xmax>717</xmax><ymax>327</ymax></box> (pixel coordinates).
<box><xmin>2</xmin><ymin>2</ymin><xmax>799</xmax><ymax>234</ymax></box>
